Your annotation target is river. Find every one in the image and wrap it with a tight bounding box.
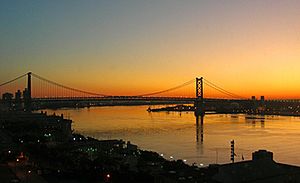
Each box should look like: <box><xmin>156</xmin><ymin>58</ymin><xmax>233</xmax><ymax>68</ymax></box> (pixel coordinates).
<box><xmin>42</xmin><ymin>105</ymin><xmax>300</xmax><ymax>166</ymax></box>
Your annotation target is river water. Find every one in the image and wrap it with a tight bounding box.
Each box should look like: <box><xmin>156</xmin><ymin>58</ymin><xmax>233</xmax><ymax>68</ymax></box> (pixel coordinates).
<box><xmin>43</xmin><ymin>106</ymin><xmax>300</xmax><ymax>166</ymax></box>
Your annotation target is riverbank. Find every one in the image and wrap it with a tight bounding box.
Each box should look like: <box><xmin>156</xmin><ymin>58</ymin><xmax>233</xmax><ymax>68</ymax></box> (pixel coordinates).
<box><xmin>2</xmin><ymin>110</ymin><xmax>300</xmax><ymax>182</ymax></box>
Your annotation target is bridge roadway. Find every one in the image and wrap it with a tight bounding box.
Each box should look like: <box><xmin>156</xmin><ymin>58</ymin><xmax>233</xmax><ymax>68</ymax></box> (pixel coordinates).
<box><xmin>4</xmin><ymin>95</ymin><xmax>300</xmax><ymax>114</ymax></box>
<box><xmin>31</xmin><ymin>97</ymin><xmax>300</xmax><ymax>114</ymax></box>
<box><xmin>31</xmin><ymin>96</ymin><xmax>250</xmax><ymax>110</ymax></box>
<box><xmin>32</xmin><ymin>96</ymin><xmax>251</xmax><ymax>103</ymax></box>
<box><xmin>32</xmin><ymin>96</ymin><xmax>194</xmax><ymax>109</ymax></box>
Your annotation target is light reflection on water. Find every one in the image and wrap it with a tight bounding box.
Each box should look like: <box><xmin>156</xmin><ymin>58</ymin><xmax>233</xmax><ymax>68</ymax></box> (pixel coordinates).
<box><xmin>43</xmin><ymin>106</ymin><xmax>300</xmax><ymax>166</ymax></box>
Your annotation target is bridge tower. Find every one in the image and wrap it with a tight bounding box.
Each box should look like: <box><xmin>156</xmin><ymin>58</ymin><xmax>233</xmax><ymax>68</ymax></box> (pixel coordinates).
<box><xmin>194</xmin><ymin>77</ymin><xmax>205</xmax><ymax>116</ymax></box>
<box><xmin>24</xmin><ymin>72</ymin><xmax>32</xmax><ymax>112</ymax></box>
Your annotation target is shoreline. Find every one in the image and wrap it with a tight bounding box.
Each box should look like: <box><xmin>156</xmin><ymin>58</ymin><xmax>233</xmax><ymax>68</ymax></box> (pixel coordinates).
<box><xmin>0</xmin><ymin>110</ymin><xmax>214</xmax><ymax>182</ymax></box>
<box><xmin>147</xmin><ymin>104</ymin><xmax>300</xmax><ymax>117</ymax></box>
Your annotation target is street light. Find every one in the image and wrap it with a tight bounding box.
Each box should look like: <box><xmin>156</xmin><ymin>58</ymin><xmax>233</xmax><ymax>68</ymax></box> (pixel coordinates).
<box><xmin>26</xmin><ymin>170</ymin><xmax>31</xmax><ymax>183</ymax></box>
<box><xmin>104</xmin><ymin>173</ymin><xmax>111</xmax><ymax>182</ymax></box>
<box><xmin>14</xmin><ymin>158</ymin><xmax>21</xmax><ymax>174</ymax></box>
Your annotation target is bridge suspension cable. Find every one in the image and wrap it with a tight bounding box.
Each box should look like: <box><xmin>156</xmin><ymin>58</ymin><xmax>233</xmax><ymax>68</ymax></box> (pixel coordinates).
<box><xmin>203</xmin><ymin>78</ymin><xmax>247</xmax><ymax>99</ymax></box>
<box><xmin>0</xmin><ymin>73</ymin><xmax>27</xmax><ymax>87</ymax></box>
<box><xmin>136</xmin><ymin>79</ymin><xmax>195</xmax><ymax>97</ymax></box>
<box><xmin>31</xmin><ymin>73</ymin><xmax>109</xmax><ymax>97</ymax></box>
<box><xmin>0</xmin><ymin>72</ymin><xmax>247</xmax><ymax>99</ymax></box>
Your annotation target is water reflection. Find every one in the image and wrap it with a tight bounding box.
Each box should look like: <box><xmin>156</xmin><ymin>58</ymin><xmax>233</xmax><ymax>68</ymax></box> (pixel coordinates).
<box><xmin>245</xmin><ymin>115</ymin><xmax>265</xmax><ymax>128</ymax></box>
<box><xmin>195</xmin><ymin>115</ymin><xmax>204</xmax><ymax>154</ymax></box>
<box><xmin>195</xmin><ymin>115</ymin><xmax>204</xmax><ymax>144</ymax></box>
<box><xmin>261</xmin><ymin>119</ymin><xmax>265</xmax><ymax>128</ymax></box>
<box><xmin>40</xmin><ymin>106</ymin><xmax>300</xmax><ymax>166</ymax></box>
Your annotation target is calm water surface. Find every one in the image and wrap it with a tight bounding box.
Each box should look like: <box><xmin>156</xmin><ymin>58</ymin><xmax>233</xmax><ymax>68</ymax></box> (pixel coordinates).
<box><xmin>44</xmin><ymin>106</ymin><xmax>300</xmax><ymax>166</ymax></box>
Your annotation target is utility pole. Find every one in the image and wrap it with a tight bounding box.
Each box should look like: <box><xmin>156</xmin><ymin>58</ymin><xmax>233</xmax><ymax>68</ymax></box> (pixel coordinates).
<box><xmin>230</xmin><ymin>140</ymin><xmax>235</xmax><ymax>163</ymax></box>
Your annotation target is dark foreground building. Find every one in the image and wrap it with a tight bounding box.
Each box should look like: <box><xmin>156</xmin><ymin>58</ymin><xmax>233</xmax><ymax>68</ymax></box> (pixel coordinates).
<box><xmin>213</xmin><ymin>150</ymin><xmax>300</xmax><ymax>183</ymax></box>
<box><xmin>0</xmin><ymin>111</ymin><xmax>72</xmax><ymax>144</ymax></box>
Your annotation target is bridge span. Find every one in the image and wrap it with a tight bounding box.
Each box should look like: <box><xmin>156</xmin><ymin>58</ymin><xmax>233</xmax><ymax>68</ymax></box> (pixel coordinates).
<box><xmin>2</xmin><ymin>72</ymin><xmax>300</xmax><ymax>116</ymax></box>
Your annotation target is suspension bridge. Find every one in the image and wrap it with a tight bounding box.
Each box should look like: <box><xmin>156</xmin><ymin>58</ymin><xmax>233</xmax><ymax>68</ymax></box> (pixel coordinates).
<box><xmin>1</xmin><ymin>72</ymin><xmax>299</xmax><ymax>115</ymax></box>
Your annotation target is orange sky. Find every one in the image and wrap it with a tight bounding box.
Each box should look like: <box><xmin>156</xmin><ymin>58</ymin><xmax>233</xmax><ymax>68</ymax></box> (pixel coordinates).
<box><xmin>1</xmin><ymin>1</ymin><xmax>300</xmax><ymax>99</ymax></box>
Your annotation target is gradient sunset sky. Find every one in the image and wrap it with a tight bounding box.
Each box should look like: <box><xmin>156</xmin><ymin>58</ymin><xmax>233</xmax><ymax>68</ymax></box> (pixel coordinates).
<box><xmin>1</xmin><ymin>1</ymin><xmax>300</xmax><ymax>98</ymax></box>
